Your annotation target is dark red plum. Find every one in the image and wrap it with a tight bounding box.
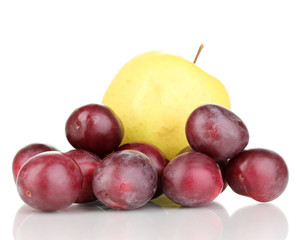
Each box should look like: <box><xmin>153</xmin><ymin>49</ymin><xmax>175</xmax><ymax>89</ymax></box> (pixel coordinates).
<box><xmin>226</xmin><ymin>148</ymin><xmax>288</xmax><ymax>202</ymax></box>
<box><xmin>185</xmin><ymin>104</ymin><xmax>249</xmax><ymax>161</ymax></box>
<box><xmin>176</xmin><ymin>146</ymin><xmax>228</xmax><ymax>192</ymax></box>
<box><xmin>12</xmin><ymin>143</ymin><xmax>57</xmax><ymax>182</ymax></box>
<box><xmin>64</xmin><ymin>149</ymin><xmax>101</xmax><ymax>203</ymax></box>
<box><xmin>117</xmin><ymin>141</ymin><xmax>169</xmax><ymax>198</ymax></box>
<box><xmin>16</xmin><ymin>151</ymin><xmax>83</xmax><ymax>211</ymax></box>
<box><xmin>217</xmin><ymin>160</ymin><xmax>229</xmax><ymax>192</ymax></box>
<box><xmin>162</xmin><ymin>151</ymin><xmax>223</xmax><ymax>207</ymax></box>
<box><xmin>92</xmin><ymin>150</ymin><xmax>157</xmax><ymax>209</ymax></box>
<box><xmin>65</xmin><ymin>104</ymin><xmax>124</xmax><ymax>158</ymax></box>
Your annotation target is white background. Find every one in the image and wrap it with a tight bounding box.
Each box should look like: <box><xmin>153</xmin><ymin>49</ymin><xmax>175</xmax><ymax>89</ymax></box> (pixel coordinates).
<box><xmin>1</xmin><ymin>0</ymin><xmax>295</xmax><ymax>239</ymax></box>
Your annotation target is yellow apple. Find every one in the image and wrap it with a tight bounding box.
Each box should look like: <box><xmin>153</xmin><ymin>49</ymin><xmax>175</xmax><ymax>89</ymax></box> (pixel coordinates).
<box><xmin>102</xmin><ymin>50</ymin><xmax>230</xmax><ymax>160</ymax></box>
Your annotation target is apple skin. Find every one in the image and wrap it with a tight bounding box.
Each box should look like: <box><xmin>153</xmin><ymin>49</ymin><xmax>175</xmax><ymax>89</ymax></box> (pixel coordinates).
<box><xmin>102</xmin><ymin>51</ymin><xmax>230</xmax><ymax>160</ymax></box>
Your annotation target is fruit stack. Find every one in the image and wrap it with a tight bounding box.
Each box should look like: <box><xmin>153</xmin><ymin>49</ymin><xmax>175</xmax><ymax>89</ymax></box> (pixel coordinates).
<box><xmin>12</xmin><ymin>102</ymin><xmax>288</xmax><ymax>211</ymax></box>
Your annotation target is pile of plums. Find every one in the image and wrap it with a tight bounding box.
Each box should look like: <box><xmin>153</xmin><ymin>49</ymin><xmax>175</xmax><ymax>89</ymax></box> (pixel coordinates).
<box><xmin>12</xmin><ymin>103</ymin><xmax>289</xmax><ymax>211</ymax></box>
<box><xmin>165</xmin><ymin>104</ymin><xmax>288</xmax><ymax>206</ymax></box>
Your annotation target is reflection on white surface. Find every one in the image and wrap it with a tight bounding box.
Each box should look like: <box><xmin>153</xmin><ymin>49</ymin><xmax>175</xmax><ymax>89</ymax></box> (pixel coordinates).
<box><xmin>13</xmin><ymin>197</ymin><xmax>288</xmax><ymax>240</ymax></box>
<box><xmin>223</xmin><ymin>204</ymin><xmax>289</xmax><ymax>240</ymax></box>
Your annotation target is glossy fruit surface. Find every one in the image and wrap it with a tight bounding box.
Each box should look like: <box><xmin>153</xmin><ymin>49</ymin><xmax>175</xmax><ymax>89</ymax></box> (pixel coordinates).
<box><xmin>102</xmin><ymin>51</ymin><xmax>230</xmax><ymax>160</ymax></box>
<box><xmin>176</xmin><ymin>146</ymin><xmax>228</xmax><ymax>192</ymax></box>
<box><xmin>162</xmin><ymin>151</ymin><xmax>223</xmax><ymax>207</ymax></box>
<box><xmin>12</xmin><ymin>143</ymin><xmax>56</xmax><ymax>182</ymax></box>
<box><xmin>117</xmin><ymin>141</ymin><xmax>169</xmax><ymax>198</ymax></box>
<box><xmin>226</xmin><ymin>148</ymin><xmax>288</xmax><ymax>202</ymax></box>
<box><xmin>17</xmin><ymin>151</ymin><xmax>83</xmax><ymax>211</ymax></box>
<box><xmin>92</xmin><ymin>150</ymin><xmax>157</xmax><ymax>209</ymax></box>
<box><xmin>64</xmin><ymin>149</ymin><xmax>101</xmax><ymax>203</ymax></box>
<box><xmin>65</xmin><ymin>104</ymin><xmax>124</xmax><ymax>158</ymax></box>
<box><xmin>186</xmin><ymin>104</ymin><xmax>249</xmax><ymax>161</ymax></box>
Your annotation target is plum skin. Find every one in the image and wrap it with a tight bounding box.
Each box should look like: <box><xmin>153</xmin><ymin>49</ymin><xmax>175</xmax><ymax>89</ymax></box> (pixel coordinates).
<box><xmin>162</xmin><ymin>151</ymin><xmax>223</xmax><ymax>207</ymax></box>
<box><xmin>176</xmin><ymin>146</ymin><xmax>228</xmax><ymax>192</ymax></box>
<box><xmin>226</xmin><ymin>148</ymin><xmax>289</xmax><ymax>202</ymax></box>
<box><xmin>12</xmin><ymin>143</ymin><xmax>56</xmax><ymax>182</ymax></box>
<box><xmin>185</xmin><ymin>104</ymin><xmax>249</xmax><ymax>161</ymax></box>
<box><xmin>92</xmin><ymin>150</ymin><xmax>158</xmax><ymax>209</ymax></box>
<box><xmin>65</xmin><ymin>104</ymin><xmax>124</xmax><ymax>158</ymax></box>
<box><xmin>117</xmin><ymin>141</ymin><xmax>169</xmax><ymax>198</ymax></box>
<box><xmin>16</xmin><ymin>151</ymin><xmax>83</xmax><ymax>211</ymax></box>
<box><xmin>64</xmin><ymin>149</ymin><xmax>101</xmax><ymax>203</ymax></box>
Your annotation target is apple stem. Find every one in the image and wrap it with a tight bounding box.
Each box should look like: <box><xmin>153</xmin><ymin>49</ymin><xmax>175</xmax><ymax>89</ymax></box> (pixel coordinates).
<box><xmin>193</xmin><ymin>44</ymin><xmax>204</xmax><ymax>64</ymax></box>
